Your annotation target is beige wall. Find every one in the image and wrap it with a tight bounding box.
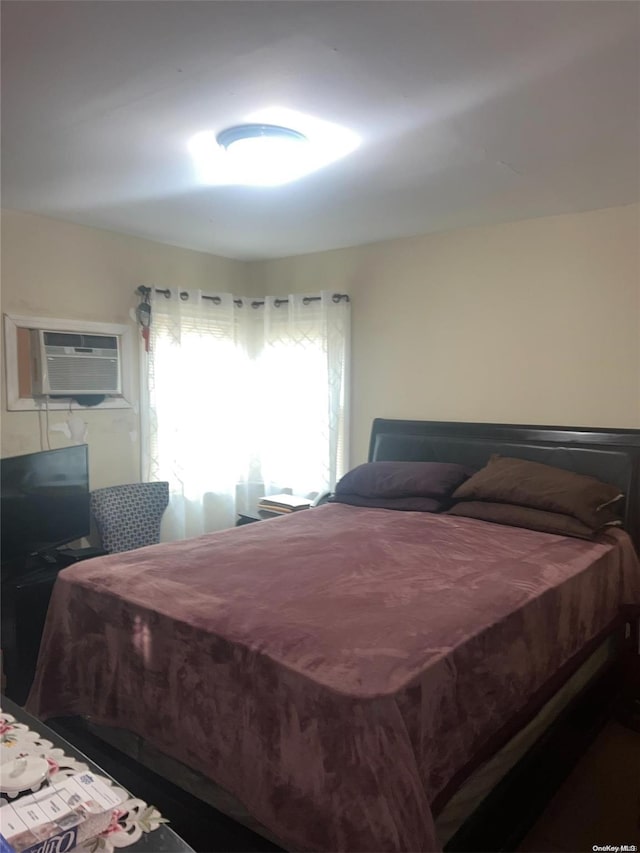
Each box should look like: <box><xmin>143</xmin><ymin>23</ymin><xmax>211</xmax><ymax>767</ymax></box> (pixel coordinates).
<box><xmin>1</xmin><ymin>210</ymin><xmax>244</xmax><ymax>489</ymax></box>
<box><xmin>3</xmin><ymin>204</ymin><xmax>638</xmax><ymax>484</ymax></box>
<box><xmin>252</xmin><ymin>204</ymin><xmax>640</xmax><ymax>465</ymax></box>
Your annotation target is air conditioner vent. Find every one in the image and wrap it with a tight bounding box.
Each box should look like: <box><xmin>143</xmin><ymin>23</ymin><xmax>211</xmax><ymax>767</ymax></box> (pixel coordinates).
<box><xmin>31</xmin><ymin>329</ymin><xmax>122</xmax><ymax>396</ymax></box>
<box><xmin>46</xmin><ymin>356</ymin><xmax>120</xmax><ymax>393</ymax></box>
<box><xmin>42</xmin><ymin>332</ymin><xmax>118</xmax><ymax>350</ymax></box>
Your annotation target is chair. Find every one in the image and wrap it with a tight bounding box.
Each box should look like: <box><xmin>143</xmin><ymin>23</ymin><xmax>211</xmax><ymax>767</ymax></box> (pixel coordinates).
<box><xmin>90</xmin><ymin>481</ymin><xmax>170</xmax><ymax>554</ymax></box>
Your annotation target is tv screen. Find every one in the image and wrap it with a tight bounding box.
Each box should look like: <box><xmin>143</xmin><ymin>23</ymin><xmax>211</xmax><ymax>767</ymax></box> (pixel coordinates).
<box><xmin>1</xmin><ymin>445</ymin><xmax>90</xmax><ymax>566</ymax></box>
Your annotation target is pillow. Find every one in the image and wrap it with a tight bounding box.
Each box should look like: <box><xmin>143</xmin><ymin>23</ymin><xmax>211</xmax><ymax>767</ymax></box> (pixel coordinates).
<box><xmin>329</xmin><ymin>493</ymin><xmax>443</xmax><ymax>513</ymax></box>
<box><xmin>334</xmin><ymin>461</ymin><xmax>471</xmax><ymax>500</ymax></box>
<box><xmin>447</xmin><ymin>502</ymin><xmax>598</xmax><ymax>540</ymax></box>
<box><xmin>451</xmin><ymin>455</ymin><xmax>623</xmax><ymax>529</ymax></box>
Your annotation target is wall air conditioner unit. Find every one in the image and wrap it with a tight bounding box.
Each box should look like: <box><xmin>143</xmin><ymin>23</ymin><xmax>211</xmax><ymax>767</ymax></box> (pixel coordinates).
<box><xmin>31</xmin><ymin>330</ymin><xmax>122</xmax><ymax>397</ymax></box>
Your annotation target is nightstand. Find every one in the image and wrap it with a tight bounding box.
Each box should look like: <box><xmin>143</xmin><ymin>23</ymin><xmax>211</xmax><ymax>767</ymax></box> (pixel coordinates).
<box><xmin>236</xmin><ymin>513</ymin><xmax>262</xmax><ymax>526</ymax></box>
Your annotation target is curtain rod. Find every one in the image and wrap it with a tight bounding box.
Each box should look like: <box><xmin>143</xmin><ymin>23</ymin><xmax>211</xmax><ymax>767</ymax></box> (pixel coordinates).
<box><xmin>136</xmin><ymin>286</ymin><xmax>349</xmax><ymax>308</ymax></box>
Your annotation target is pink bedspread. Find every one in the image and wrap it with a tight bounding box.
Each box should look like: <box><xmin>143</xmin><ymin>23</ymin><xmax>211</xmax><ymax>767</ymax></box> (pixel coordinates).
<box><xmin>27</xmin><ymin>505</ymin><xmax>640</xmax><ymax>852</ymax></box>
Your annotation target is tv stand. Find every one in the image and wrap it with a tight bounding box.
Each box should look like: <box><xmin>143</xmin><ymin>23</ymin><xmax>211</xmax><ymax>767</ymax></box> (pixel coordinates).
<box><xmin>39</xmin><ymin>551</ymin><xmax>60</xmax><ymax>565</ymax></box>
<box><xmin>1</xmin><ymin>548</ymin><xmax>106</xmax><ymax>704</ymax></box>
<box><xmin>57</xmin><ymin>545</ymin><xmax>106</xmax><ymax>563</ymax></box>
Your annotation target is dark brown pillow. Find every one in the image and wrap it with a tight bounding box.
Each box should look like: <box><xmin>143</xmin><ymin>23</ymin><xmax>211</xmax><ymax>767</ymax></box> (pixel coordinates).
<box><xmin>329</xmin><ymin>494</ymin><xmax>443</xmax><ymax>513</ymax></box>
<box><xmin>447</xmin><ymin>502</ymin><xmax>599</xmax><ymax>540</ymax></box>
<box><xmin>335</xmin><ymin>461</ymin><xmax>471</xmax><ymax>500</ymax></box>
<box><xmin>451</xmin><ymin>455</ymin><xmax>623</xmax><ymax>529</ymax></box>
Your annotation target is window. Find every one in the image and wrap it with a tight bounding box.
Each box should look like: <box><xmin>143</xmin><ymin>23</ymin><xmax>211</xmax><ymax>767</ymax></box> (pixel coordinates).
<box><xmin>141</xmin><ymin>290</ymin><xmax>350</xmax><ymax>538</ymax></box>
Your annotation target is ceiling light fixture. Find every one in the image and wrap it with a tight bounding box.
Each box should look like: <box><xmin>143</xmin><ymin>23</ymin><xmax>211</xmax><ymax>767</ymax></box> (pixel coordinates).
<box><xmin>216</xmin><ymin>124</ymin><xmax>309</xmax><ymax>187</ymax></box>
<box><xmin>217</xmin><ymin>123</ymin><xmax>307</xmax><ymax>150</ymax></box>
<box><xmin>189</xmin><ymin>108</ymin><xmax>360</xmax><ymax>187</ymax></box>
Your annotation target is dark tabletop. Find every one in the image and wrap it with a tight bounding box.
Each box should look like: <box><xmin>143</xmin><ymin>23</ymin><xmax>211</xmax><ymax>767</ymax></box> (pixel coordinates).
<box><xmin>0</xmin><ymin>696</ymin><xmax>194</xmax><ymax>853</ymax></box>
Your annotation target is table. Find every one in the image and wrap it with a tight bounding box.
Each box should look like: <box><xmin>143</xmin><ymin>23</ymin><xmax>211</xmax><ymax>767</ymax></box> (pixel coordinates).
<box><xmin>0</xmin><ymin>697</ymin><xmax>194</xmax><ymax>853</ymax></box>
<box><xmin>235</xmin><ymin>514</ymin><xmax>261</xmax><ymax>526</ymax></box>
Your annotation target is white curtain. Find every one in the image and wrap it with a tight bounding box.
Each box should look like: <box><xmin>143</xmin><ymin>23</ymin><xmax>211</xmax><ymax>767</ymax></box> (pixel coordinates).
<box><xmin>256</xmin><ymin>293</ymin><xmax>350</xmax><ymax>497</ymax></box>
<box><xmin>141</xmin><ymin>288</ymin><xmax>350</xmax><ymax>540</ymax></box>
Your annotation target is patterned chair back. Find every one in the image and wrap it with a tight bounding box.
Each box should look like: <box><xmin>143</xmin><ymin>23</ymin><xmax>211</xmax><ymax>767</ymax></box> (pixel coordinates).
<box><xmin>90</xmin><ymin>481</ymin><xmax>170</xmax><ymax>554</ymax></box>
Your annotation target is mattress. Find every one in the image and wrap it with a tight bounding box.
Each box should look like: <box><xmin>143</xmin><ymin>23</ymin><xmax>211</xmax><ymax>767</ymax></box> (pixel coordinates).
<box><xmin>27</xmin><ymin>505</ymin><xmax>640</xmax><ymax>851</ymax></box>
<box><xmin>76</xmin><ymin>632</ymin><xmax>619</xmax><ymax>849</ymax></box>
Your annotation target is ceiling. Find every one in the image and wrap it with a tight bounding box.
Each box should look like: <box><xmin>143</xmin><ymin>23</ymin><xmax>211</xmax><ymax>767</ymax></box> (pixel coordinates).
<box><xmin>2</xmin><ymin>1</ymin><xmax>639</xmax><ymax>261</ymax></box>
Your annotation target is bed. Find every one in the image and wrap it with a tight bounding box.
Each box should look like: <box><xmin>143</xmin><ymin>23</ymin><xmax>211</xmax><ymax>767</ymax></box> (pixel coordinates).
<box><xmin>26</xmin><ymin>419</ymin><xmax>640</xmax><ymax>852</ymax></box>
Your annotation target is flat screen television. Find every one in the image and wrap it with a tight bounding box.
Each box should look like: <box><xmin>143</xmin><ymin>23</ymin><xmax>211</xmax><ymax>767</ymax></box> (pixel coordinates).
<box><xmin>1</xmin><ymin>445</ymin><xmax>90</xmax><ymax>570</ymax></box>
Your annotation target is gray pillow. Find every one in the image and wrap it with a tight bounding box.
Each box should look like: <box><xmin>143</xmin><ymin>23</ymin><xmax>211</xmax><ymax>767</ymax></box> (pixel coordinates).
<box><xmin>330</xmin><ymin>494</ymin><xmax>443</xmax><ymax>512</ymax></box>
<box><xmin>335</xmin><ymin>461</ymin><xmax>471</xmax><ymax>500</ymax></box>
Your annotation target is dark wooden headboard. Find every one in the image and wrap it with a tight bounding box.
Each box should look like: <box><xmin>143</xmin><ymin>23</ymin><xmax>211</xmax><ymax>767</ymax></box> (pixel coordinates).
<box><xmin>369</xmin><ymin>419</ymin><xmax>640</xmax><ymax>552</ymax></box>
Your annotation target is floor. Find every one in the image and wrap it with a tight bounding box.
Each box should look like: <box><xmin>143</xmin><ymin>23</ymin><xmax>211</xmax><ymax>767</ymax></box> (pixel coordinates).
<box><xmin>518</xmin><ymin>721</ymin><xmax>640</xmax><ymax>853</ymax></box>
